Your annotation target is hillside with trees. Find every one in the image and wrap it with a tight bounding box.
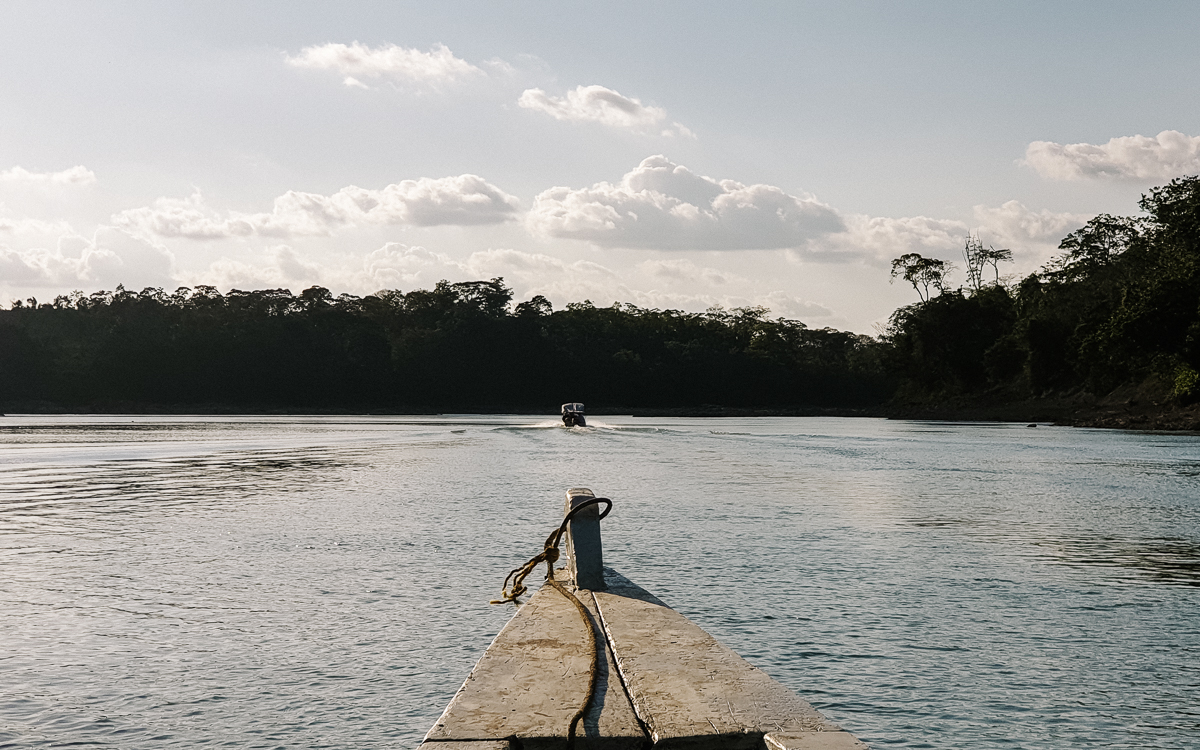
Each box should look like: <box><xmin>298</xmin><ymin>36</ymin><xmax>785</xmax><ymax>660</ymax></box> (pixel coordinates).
<box><xmin>2</xmin><ymin>176</ymin><xmax>1198</xmax><ymax>428</ymax></box>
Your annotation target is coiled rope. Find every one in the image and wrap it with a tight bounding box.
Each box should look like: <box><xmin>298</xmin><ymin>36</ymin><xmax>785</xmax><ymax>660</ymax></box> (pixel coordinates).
<box><xmin>490</xmin><ymin>497</ymin><xmax>613</xmax><ymax>748</ymax></box>
<box><xmin>490</xmin><ymin>497</ymin><xmax>612</xmax><ymax>605</ymax></box>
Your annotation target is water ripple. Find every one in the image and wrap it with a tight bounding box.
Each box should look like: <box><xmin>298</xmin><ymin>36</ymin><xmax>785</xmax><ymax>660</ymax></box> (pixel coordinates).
<box><xmin>1</xmin><ymin>415</ymin><xmax>1197</xmax><ymax>749</ymax></box>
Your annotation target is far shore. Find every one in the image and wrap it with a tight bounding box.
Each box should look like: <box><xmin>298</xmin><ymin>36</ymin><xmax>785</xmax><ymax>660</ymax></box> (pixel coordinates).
<box><xmin>4</xmin><ymin>396</ymin><xmax>1198</xmax><ymax>431</ymax></box>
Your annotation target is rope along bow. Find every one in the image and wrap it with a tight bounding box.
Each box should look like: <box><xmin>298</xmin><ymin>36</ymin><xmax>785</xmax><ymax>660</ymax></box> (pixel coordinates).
<box><xmin>490</xmin><ymin>497</ymin><xmax>612</xmax><ymax>605</ymax></box>
<box><xmin>490</xmin><ymin>497</ymin><xmax>613</xmax><ymax>748</ymax></box>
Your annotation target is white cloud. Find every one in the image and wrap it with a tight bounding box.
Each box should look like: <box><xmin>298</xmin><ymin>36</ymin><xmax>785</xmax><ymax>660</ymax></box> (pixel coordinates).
<box><xmin>362</xmin><ymin>243</ymin><xmax>467</xmax><ymax>288</ymax></box>
<box><xmin>113</xmin><ymin>192</ymin><xmax>255</xmax><ymax>240</ymax></box>
<box><xmin>527</xmin><ymin>155</ymin><xmax>843</xmax><ymax>250</ymax></box>
<box><xmin>1024</xmin><ymin>130</ymin><xmax>1200</xmax><ymax>181</ymax></box>
<box><xmin>372</xmin><ymin>175</ymin><xmax>521</xmax><ymax>226</ymax></box>
<box><xmin>197</xmin><ymin>246</ymin><xmax>326</xmax><ymax>290</ymax></box>
<box><xmin>518</xmin><ymin>85</ymin><xmax>692</xmax><ymax>136</ymax></box>
<box><xmin>823</xmin><ymin>214</ymin><xmax>966</xmax><ymax>263</ymax></box>
<box><xmin>366</xmin><ymin>245</ymin><xmax>619</xmax><ymax>307</ymax></box>
<box><xmin>798</xmin><ymin>201</ymin><xmax>1087</xmax><ymax>267</ymax></box>
<box><xmin>463</xmin><ymin>247</ymin><xmax>616</xmax><ymax>284</ymax></box>
<box><xmin>175</xmin><ymin>242</ymin><xmax>844</xmax><ymax>326</ymax></box>
<box><xmin>760</xmin><ymin>291</ymin><xmax>835</xmax><ymax>321</ymax></box>
<box><xmin>528</xmin><ymin>156</ymin><xmax>1078</xmax><ymax>264</ymax></box>
<box><xmin>0</xmin><ymin>228</ymin><xmax>172</xmax><ymax>289</ymax></box>
<box><xmin>198</xmin><ymin>257</ymin><xmax>284</xmax><ymax>290</ymax></box>
<box><xmin>114</xmin><ymin>176</ymin><xmax>520</xmax><ymax>240</ymax></box>
<box><xmin>458</xmin><ymin>255</ymin><xmax>768</xmax><ymax>319</ymax></box>
<box><xmin>0</xmin><ymin>243</ymin><xmax>102</xmax><ymax>286</ymax></box>
<box><xmin>434</xmin><ymin>247</ymin><xmax>833</xmax><ymax>323</ymax></box>
<box><xmin>972</xmin><ymin>201</ymin><xmax>1089</xmax><ymax>244</ymax></box>
<box><xmin>286</xmin><ymin>42</ymin><xmax>481</xmax><ymax>88</ymax></box>
<box><xmin>0</xmin><ymin>165</ymin><xmax>96</xmax><ymax>186</ymax></box>
<box><xmin>0</xmin><ymin>217</ymin><xmax>76</xmax><ymax>235</ymax></box>
<box><xmin>192</xmin><ymin>244</ymin><xmax>595</xmax><ymax>296</ymax></box>
<box><xmin>638</xmin><ymin>258</ymin><xmax>733</xmax><ymax>286</ymax></box>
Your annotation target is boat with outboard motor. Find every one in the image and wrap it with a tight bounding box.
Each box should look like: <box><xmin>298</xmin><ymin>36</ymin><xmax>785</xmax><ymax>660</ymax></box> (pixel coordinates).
<box><xmin>561</xmin><ymin>403</ymin><xmax>586</xmax><ymax>427</ymax></box>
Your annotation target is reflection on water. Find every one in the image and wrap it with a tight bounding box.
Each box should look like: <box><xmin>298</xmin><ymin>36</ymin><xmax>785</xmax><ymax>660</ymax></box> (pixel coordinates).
<box><xmin>1032</xmin><ymin>535</ymin><xmax>1200</xmax><ymax>586</ymax></box>
<box><xmin>898</xmin><ymin>519</ymin><xmax>1200</xmax><ymax>587</ymax></box>
<box><xmin>0</xmin><ymin>447</ymin><xmax>353</xmax><ymax>535</ymax></box>
<box><xmin>1</xmin><ymin>415</ymin><xmax>1198</xmax><ymax>750</ymax></box>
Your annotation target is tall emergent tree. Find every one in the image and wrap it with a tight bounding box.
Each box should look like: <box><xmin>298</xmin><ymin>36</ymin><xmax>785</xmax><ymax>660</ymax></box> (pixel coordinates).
<box><xmin>962</xmin><ymin>234</ymin><xmax>1013</xmax><ymax>290</ymax></box>
<box><xmin>890</xmin><ymin>253</ymin><xmax>953</xmax><ymax>301</ymax></box>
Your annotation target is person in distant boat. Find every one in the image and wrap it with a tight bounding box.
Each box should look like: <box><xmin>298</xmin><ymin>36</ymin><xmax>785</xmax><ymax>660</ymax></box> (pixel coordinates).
<box><xmin>561</xmin><ymin>403</ymin><xmax>586</xmax><ymax>427</ymax></box>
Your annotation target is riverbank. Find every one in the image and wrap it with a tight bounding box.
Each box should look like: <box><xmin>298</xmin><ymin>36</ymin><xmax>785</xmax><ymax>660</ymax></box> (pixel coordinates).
<box><xmin>4</xmin><ymin>386</ymin><xmax>1198</xmax><ymax>430</ymax></box>
<box><xmin>885</xmin><ymin>375</ymin><xmax>1200</xmax><ymax>431</ymax></box>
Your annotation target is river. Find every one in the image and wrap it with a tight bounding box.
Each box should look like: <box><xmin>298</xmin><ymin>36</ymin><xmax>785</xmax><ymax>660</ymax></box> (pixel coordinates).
<box><xmin>1</xmin><ymin>415</ymin><xmax>1197</xmax><ymax>749</ymax></box>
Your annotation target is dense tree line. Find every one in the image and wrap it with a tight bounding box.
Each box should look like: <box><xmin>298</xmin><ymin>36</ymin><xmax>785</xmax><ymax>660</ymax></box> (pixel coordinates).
<box><xmin>4</xmin><ymin>175</ymin><xmax>1196</xmax><ymax>415</ymax></box>
<box><xmin>884</xmin><ymin>175</ymin><xmax>1200</xmax><ymax>406</ymax></box>
<box><xmin>0</xmin><ymin>279</ymin><xmax>888</xmax><ymax>411</ymax></box>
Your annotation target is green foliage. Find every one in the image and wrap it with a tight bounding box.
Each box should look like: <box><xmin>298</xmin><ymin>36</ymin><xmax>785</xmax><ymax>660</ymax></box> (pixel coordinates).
<box><xmin>1174</xmin><ymin>364</ymin><xmax>1199</xmax><ymax>401</ymax></box>
<box><xmin>886</xmin><ymin>175</ymin><xmax>1200</xmax><ymax>402</ymax></box>
<box><xmin>883</xmin><ymin>286</ymin><xmax>1017</xmax><ymax>394</ymax></box>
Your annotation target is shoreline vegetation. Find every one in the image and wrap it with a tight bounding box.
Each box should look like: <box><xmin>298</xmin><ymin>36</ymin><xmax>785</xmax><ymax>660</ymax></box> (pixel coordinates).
<box><xmin>3</xmin><ymin>397</ymin><xmax>1197</xmax><ymax>430</ymax></box>
<box><xmin>3</xmin><ymin>175</ymin><xmax>1199</xmax><ymax>432</ymax></box>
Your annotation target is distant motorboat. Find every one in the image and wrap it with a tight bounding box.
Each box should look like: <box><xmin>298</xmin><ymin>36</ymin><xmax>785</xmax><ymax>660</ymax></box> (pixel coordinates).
<box><xmin>561</xmin><ymin>402</ymin><xmax>586</xmax><ymax>427</ymax></box>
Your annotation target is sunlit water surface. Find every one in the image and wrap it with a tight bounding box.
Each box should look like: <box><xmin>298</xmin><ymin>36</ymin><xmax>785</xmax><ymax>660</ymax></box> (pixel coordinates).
<box><xmin>2</xmin><ymin>415</ymin><xmax>1198</xmax><ymax>749</ymax></box>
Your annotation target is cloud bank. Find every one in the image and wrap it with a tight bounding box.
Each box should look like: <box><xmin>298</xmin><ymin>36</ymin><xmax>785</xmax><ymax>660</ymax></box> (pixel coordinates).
<box><xmin>0</xmin><ymin>218</ymin><xmax>76</xmax><ymax>235</ymax></box>
<box><xmin>1</xmin><ymin>229</ymin><xmax>173</xmax><ymax>290</ymax></box>
<box><xmin>113</xmin><ymin>175</ymin><xmax>520</xmax><ymax>240</ymax></box>
<box><xmin>830</xmin><ymin>214</ymin><xmax>966</xmax><ymax>261</ymax></box>
<box><xmin>1024</xmin><ymin>130</ymin><xmax>1200</xmax><ymax>181</ymax></box>
<box><xmin>796</xmin><ymin>199</ymin><xmax>1087</xmax><ymax>269</ymax></box>
<box><xmin>972</xmin><ymin>200</ymin><xmax>1089</xmax><ymax>243</ymax></box>
<box><xmin>0</xmin><ymin>165</ymin><xmax>96</xmax><ymax>186</ymax></box>
<box><xmin>286</xmin><ymin>42</ymin><xmax>481</xmax><ymax>89</ymax></box>
<box><xmin>519</xmin><ymin>85</ymin><xmax>692</xmax><ymax>137</ymax></box>
<box><xmin>527</xmin><ymin>155</ymin><xmax>843</xmax><ymax>250</ymax></box>
<box><xmin>525</xmin><ymin>155</ymin><xmax>1087</xmax><ymax>264</ymax></box>
<box><xmin>187</xmin><ymin>243</ymin><xmax>838</xmax><ymax>325</ymax></box>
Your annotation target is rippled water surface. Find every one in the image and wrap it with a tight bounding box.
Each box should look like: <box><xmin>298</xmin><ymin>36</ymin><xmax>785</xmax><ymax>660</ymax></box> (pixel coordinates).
<box><xmin>2</xmin><ymin>415</ymin><xmax>1198</xmax><ymax>749</ymax></box>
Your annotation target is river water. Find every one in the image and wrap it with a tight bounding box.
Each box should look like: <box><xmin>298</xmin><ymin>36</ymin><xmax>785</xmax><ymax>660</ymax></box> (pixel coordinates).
<box><xmin>1</xmin><ymin>415</ymin><xmax>1197</xmax><ymax>749</ymax></box>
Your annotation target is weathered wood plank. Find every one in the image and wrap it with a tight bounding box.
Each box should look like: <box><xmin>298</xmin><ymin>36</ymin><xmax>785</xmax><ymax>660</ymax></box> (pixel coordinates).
<box><xmin>564</xmin><ymin>488</ymin><xmax>605</xmax><ymax>590</ymax></box>
<box><xmin>422</xmin><ymin>570</ymin><xmax>646</xmax><ymax>750</ymax></box>
<box><xmin>418</xmin><ymin>741</ymin><xmax>512</xmax><ymax>750</ymax></box>
<box><xmin>764</xmin><ymin>731</ymin><xmax>869</xmax><ymax>750</ymax></box>
<box><xmin>572</xmin><ymin>582</ymin><xmax>647</xmax><ymax>746</ymax></box>
<box><xmin>594</xmin><ymin>568</ymin><xmax>850</xmax><ymax>750</ymax></box>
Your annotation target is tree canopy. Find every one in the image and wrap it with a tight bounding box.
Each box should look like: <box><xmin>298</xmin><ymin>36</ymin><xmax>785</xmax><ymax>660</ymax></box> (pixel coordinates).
<box><xmin>0</xmin><ymin>279</ymin><xmax>888</xmax><ymax>411</ymax></box>
<box><xmin>883</xmin><ymin>175</ymin><xmax>1200</xmax><ymax>405</ymax></box>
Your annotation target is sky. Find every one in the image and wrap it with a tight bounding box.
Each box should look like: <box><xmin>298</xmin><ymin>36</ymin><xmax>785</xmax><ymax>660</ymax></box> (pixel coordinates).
<box><xmin>3</xmin><ymin>1</ymin><xmax>1200</xmax><ymax>333</ymax></box>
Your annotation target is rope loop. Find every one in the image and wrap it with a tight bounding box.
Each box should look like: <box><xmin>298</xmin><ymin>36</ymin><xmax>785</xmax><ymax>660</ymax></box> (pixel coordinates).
<box><xmin>490</xmin><ymin>497</ymin><xmax>611</xmax><ymax>605</ymax></box>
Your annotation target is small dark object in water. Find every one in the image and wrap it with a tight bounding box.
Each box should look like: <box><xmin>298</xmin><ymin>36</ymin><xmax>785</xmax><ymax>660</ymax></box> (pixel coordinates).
<box><xmin>561</xmin><ymin>402</ymin><xmax>586</xmax><ymax>427</ymax></box>
<box><xmin>1027</xmin><ymin>423</ymin><xmax>1038</xmax><ymax>428</ymax></box>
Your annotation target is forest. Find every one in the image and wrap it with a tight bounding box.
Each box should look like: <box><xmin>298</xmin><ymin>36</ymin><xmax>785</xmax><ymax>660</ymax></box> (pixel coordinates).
<box><xmin>1</xmin><ymin>175</ymin><xmax>1198</xmax><ymax>426</ymax></box>
<box><xmin>0</xmin><ymin>277</ymin><xmax>887</xmax><ymax>412</ymax></box>
<box><xmin>882</xmin><ymin>174</ymin><xmax>1200</xmax><ymax>427</ymax></box>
